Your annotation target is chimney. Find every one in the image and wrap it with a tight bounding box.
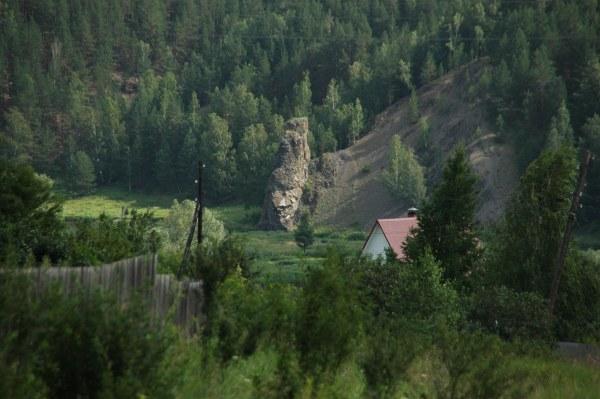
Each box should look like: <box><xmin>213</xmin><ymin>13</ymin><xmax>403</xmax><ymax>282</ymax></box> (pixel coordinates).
<box><xmin>407</xmin><ymin>207</ymin><xmax>418</xmax><ymax>217</ymax></box>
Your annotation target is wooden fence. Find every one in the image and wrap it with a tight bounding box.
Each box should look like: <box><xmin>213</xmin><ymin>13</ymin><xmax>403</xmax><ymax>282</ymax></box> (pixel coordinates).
<box><xmin>18</xmin><ymin>255</ymin><xmax>204</xmax><ymax>331</ymax></box>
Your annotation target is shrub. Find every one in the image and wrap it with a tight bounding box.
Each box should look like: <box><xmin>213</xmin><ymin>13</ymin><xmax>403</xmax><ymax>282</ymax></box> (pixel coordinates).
<box><xmin>359</xmin><ymin>250</ymin><xmax>461</xmax><ymax>328</ymax></box>
<box><xmin>161</xmin><ymin>199</ymin><xmax>225</xmax><ymax>250</ymax></box>
<box><xmin>190</xmin><ymin>237</ymin><xmax>251</xmax><ymax>309</ymax></box>
<box><xmin>433</xmin><ymin>330</ymin><xmax>532</xmax><ymax>399</ymax></box>
<box><xmin>0</xmin><ymin>274</ymin><xmax>172</xmax><ymax>398</ymax></box>
<box><xmin>210</xmin><ymin>273</ymin><xmax>299</xmax><ymax>361</ymax></box>
<box><xmin>296</xmin><ymin>251</ymin><xmax>364</xmax><ymax>372</ymax></box>
<box><xmin>555</xmin><ymin>250</ymin><xmax>600</xmax><ymax>342</ymax></box>
<box><xmin>67</xmin><ymin>210</ymin><xmax>159</xmax><ymax>265</ymax></box>
<box><xmin>469</xmin><ymin>286</ymin><xmax>552</xmax><ymax>342</ymax></box>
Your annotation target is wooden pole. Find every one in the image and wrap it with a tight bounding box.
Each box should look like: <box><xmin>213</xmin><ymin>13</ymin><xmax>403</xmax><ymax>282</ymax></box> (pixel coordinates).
<box><xmin>548</xmin><ymin>150</ymin><xmax>592</xmax><ymax>315</ymax></box>
<box><xmin>197</xmin><ymin>161</ymin><xmax>204</xmax><ymax>245</ymax></box>
<box><xmin>178</xmin><ymin>202</ymin><xmax>198</xmax><ymax>278</ymax></box>
<box><xmin>177</xmin><ymin>160</ymin><xmax>204</xmax><ymax>278</ymax></box>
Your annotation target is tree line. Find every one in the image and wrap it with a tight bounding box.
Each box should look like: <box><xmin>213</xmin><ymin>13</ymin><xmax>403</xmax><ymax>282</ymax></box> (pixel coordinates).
<box><xmin>2</xmin><ymin>0</ymin><xmax>600</xmax><ymax>213</ymax></box>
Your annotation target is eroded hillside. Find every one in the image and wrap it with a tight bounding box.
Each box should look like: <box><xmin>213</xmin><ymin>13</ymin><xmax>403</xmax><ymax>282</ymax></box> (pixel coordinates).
<box><xmin>307</xmin><ymin>61</ymin><xmax>518</xmax><ymax>228</ymax></box>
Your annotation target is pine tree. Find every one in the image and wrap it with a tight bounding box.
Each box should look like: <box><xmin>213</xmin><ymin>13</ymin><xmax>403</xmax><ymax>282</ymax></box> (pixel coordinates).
<box><xmin>294</xmin><ymin>212</ymin><xmax>315</xmax><ymax>253</ymax></box>
<box><xmin>404</xmin><ymin>146</ymin><xmax>479</xmax><ymax>290</ymax></box>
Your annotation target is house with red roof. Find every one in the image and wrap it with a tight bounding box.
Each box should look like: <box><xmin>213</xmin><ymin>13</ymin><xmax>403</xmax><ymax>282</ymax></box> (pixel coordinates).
<box><xmin>361</xmin><ymin>212</ymin><xmax>418</xmax><ymax>260</ymax></box>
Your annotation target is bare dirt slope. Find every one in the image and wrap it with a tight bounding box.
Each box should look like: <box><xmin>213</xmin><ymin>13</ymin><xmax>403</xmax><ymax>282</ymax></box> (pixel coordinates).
<box><xmin>308</xmin><ymin>60</ymin><xmax>518</xmax><ymax>228</ymax></box>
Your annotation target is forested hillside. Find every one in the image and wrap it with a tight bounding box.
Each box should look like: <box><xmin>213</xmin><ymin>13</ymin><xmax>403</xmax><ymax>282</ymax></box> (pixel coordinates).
<box><xmin>1</xmin><ymin>0</ymin><xmax>600</xmax><ymax>217</ymax></box>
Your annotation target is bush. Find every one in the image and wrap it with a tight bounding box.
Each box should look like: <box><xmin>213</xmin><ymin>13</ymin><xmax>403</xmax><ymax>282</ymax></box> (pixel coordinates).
<box><xmin>296</xmin><ymin>251</ymin><xmax>364</xmax><ymax>372</ymax></box>
<box><xmin>161</xmin><ymin>199</ymin><xmax>225</xmax><ymax>250</ymax></box>
<box><xmin>0</xmin><ymin>274</ymin><xmax>172</xmax><ymax>398</ymax></box>
<box><xmin>432</xmin><ymin>330</ymin><xmax>532</xmax><ymax>399</ymax></box>
<box><xmin>209</xmin><ymin>273</ymin><xmax>299</xmax><ymax>361</ymax></box>
<box><xmin>189</xmin><ymin>237</ymin><xmax>251</xmax><ymax>309</ymax></box>
<box><xmin>359</xmin><ymin>250</ymin><xmax>461</xmax><ymax>328</ymax></box>
<box><xmin>469</xmin><ymin>286</ymin><xmax>552</xmax><ymax>342</ymax></box>
<box><xmin>555</xmin><ymin>250</ymin><xmax>600</xmax><ymax>342</ymax></box>
<box><xmin>67</xmin><ymin>210</ymin><xmax>159</xmax><ymax>265</ymax></box>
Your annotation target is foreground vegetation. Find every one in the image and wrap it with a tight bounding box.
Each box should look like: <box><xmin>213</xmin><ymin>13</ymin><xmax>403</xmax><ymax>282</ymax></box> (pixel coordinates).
<box><xmin>3</xmin><ymin>143</ymin><xmax>600</xmax><ymax>397</ymax></box>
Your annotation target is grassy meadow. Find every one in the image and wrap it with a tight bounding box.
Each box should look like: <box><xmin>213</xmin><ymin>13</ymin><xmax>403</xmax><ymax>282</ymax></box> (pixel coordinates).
<box><xmin>61</xmin><ymin>187</ymin><xmax>366</xmax><ymax>283</ymax></box>
<box><xmin>60</xmin><ymin>187</ymin><xmax>176</xmax><ymax>219</ymax></box>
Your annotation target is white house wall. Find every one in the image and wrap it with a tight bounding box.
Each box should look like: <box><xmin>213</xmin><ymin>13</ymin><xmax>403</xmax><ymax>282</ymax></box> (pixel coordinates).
<box><xmin>362</xmin><ymin>225</ymin><xmax>390</xmax><ymax>259</ymax></box>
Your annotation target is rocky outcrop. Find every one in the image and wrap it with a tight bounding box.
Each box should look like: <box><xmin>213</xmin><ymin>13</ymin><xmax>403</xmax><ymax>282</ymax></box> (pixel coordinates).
<box><xmin>258</xmin><ymin>117</ymin><xmax>311</xmax><ymax>230</ymax></box>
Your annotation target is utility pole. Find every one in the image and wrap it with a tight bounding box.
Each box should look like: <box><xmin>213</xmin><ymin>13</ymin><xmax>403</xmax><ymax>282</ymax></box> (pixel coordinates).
<box><xmin>177</xmin><ymin>160</ymin><xmax>205</xmax><ymax>278</ymax></box>
<box><xmin>548</xmin><ymin>150</ymin><xmax>592</xmax><ymax>315</ymax></box>
<box><xmin>197</xmin><ymin>161</ymin><xmax>204</xmax><ymax>245</ymax></box>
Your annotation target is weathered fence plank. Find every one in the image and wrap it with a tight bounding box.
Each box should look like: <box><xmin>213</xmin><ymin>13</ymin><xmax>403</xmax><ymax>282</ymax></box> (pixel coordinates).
<box><xmin>15</xmin><ymin>255</ymin><xmax>204</xmax><ymax>331</ymax></box>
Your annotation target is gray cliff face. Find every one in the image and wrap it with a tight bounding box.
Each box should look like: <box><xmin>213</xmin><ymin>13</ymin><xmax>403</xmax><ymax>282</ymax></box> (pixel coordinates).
<box><xmin>258</xmin><ymin>117</ymin><xmax>310</xmax><ymax>230</ymax></box>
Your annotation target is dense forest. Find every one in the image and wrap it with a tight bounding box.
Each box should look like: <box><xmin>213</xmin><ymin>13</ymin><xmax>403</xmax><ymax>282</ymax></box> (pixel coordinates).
<box><xmin>2</xmin><ymin>1</ymin><xmax>600</xmax><ymax>397</ymax></box>
<box><xmin>2</xmin><ymin>0</ymin><xmax>600</xmax><ymax>211</ymax></box>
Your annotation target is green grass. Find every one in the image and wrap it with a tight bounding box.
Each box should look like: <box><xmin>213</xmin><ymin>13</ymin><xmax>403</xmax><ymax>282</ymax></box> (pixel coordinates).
<box><xmin>522</xmin><ymin>356</ymin><xmax>600</xmax><ymax>398</ymax></box>
<box><xmin>58</xmin><ymin>187</ymin><xmax>367</xmax><ymax>284</ymax></box>
<box><xmin>61</xmin><ymin>187</ymin><xmax>175</xmax><ymax>219</ymax></box>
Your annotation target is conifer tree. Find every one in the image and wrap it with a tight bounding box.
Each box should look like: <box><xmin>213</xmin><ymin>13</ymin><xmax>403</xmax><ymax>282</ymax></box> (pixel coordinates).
<box><xmin>294</xmin><ymin>212</ymin><xmax>315</xmax><ymax>254</ymax></box>
<box><xmin>404</xmin><ymin>146</ymin><xmax>479</xmax><ymax>290</ymax></box>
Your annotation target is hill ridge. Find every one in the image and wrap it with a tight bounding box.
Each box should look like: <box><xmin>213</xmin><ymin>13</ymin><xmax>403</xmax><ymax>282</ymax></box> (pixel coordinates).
<box><xmin>307</xmin><ymin>60</ymin><xmax>518</xmax><ymax>228</ymax></box>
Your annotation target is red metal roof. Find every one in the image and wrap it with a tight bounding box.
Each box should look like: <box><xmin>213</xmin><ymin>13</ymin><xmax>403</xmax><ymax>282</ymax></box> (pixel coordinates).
<box><xmin>367</xmin><ymin>217</ymin><xmax>418</xmax><ymax>259</ymax></box>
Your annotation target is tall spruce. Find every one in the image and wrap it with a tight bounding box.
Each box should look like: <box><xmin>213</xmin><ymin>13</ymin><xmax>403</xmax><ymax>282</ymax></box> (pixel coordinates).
<box><xmin>404</xmin><ymin>146</ymin><xmax>479</xmax><ymax>289</ymax></box>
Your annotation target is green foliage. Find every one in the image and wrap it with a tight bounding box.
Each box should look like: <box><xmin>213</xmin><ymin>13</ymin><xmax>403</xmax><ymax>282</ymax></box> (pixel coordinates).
<box><xmin>405</xmin><ymin>146</ymin><xmax>479</xmax><ymax>290</ymax></box>
<box><xmin>546</xmin><ymin>101</ymin><xmax>574</xmax><ymax>149</ymax></box>
<box><xmin>489</xmin><ymin>145</ymin><xmax>577</xmax><ymax>295</ymax></box>
<box><xmin>0</xmin><ymin>275</ymin><xmax>172</xmax><ymax>398</ymax></box>
<box><xmin>236</xmin><ymin>124</ymin><xmax>277</xmax><ymax>204</ymax></box>
<box><xmin>2</xmin><ymin>0</ymin><xmax>600</xmax><ymax>208</ymax></box>
<box><xmin>294</xmin><ymin>212</ymin><xmax>315</xmax><ymax>253</ymax></box>
<box><xmin>189</xmin><ymin>237</ymin><xmax>251</xmax><ymax>309</ymax></box>
<box><xmin>297</xmin><ymin>252</ymin><xmax>364</xmax><ymax>372</ymax></box>
<box><xmin>161</xmin><ymin>199</ymin><xmax>225</xmax><ymax>250</ymax></box>
<box><xmin>360</xmin><ymin>250</ymin><xmax>460</xmax><ymax>328</ymax></box>
<box><xmin>555</xmin><ymin>250</ymin><xmax>600</xmax><ymax>342</ymax></box>
<box><xmin>0</xmin><ymin>161</ymin><xmax>65</xmax><ymax>265</ymax></box>
<box><xmin>68</xmin><ymin>150</ymin><xmax>96</xmax><ymax>194</ymax></box>
<box><xmin>432</xmin><ymin>330</ymin><xmax>531</xmax><ymax>399</ymax></box>
<box><xmin>470</xmin><ymin>286</ymin><xmax>552</xmax><ymax>342</ymax></box>
<box><xmin>382</xmin><ymin>134</ymin><xmax>426</xmax><ymax>205</ymax></box>
<box><xmin>202</xmin><ymin>113</ymin><xmax>236</xmax><ymax>200</ymax></box>
<box><xmin>67</xmin><ymin>211</ymin><xmax>160</xmax><ymax>266</ymax></box>
<box><xmin>209</xmin><ymin>273</ymin><xmax>299</xmax><ymax>361</ymax></box>
<box><xmin>408</xmin><ymin>90</ymin><xmax>420</xmax><ymax>123</ymax></box>
<box><xmin>291</xmin><ymin>72</ymin><xmax>312</xmax><ymax>118</ymax></box>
